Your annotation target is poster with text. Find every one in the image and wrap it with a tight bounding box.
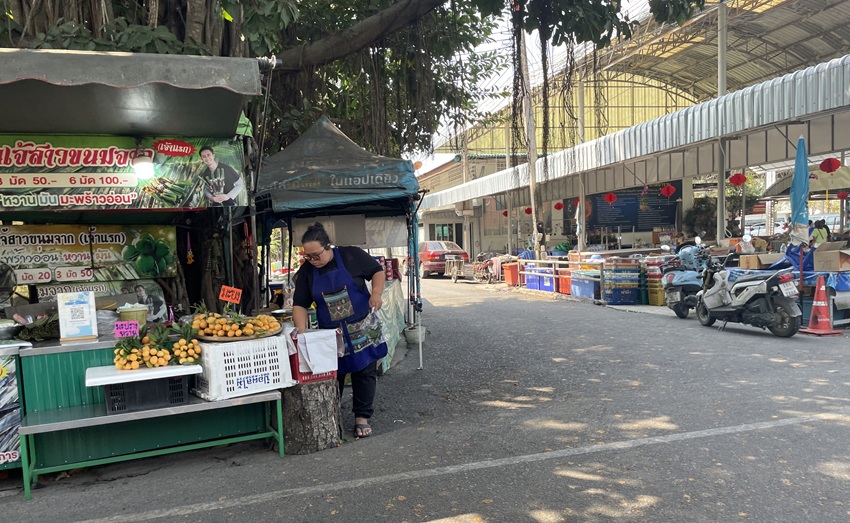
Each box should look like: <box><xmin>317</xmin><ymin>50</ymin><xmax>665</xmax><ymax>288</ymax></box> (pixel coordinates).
<box><xmin>586</xmin><ymin>181</ymin><xmax>681</xmax><ymax>232</ymax></box>
<box><xmin>0</xmin><ymin>135</ymin><xmax>246</xmax><ymax>211</ymax></box>
<box><xmin>0</xmin><ymin>224</ymin><xmax>177</xmax><ymax>284</ymax></box>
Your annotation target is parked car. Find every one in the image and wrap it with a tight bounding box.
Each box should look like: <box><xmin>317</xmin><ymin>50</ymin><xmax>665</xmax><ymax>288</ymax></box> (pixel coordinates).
<box><xmin>417</xmin><ymin>241</ymin><xmax>468</xmax><ymax>277</ymax></box>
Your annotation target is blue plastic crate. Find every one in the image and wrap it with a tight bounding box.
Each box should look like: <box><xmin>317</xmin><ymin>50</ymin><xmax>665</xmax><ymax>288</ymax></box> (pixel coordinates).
<box><xmin>571</xmin><ymin>278</ymin><xmax>599</xmax><ymax>299</ymax></box>
<box><xmin>538</xmin><ymin>271</ymin><xmax>555</xmax><ymax>292</ymax></box>
<box><xmin>602</xmin><ymin>286</ymin><xmax>638</xmax><ymax>305</ymax></box>
<box><xmin>526</xmin><ymin>273</ymin><xmax>540</xmax><ymax>290</ymax></box>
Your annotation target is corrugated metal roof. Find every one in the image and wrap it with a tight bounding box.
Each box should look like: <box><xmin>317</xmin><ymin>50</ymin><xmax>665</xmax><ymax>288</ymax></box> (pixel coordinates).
<box><xmin>595</xmin><ymin>0</ymin><xmax>850</xmax><ymax>101</ymax></box>
<box><xmin>423</xmin><ymin>53</ymin><xmax>850</xmax><ymax>208</ymax></box>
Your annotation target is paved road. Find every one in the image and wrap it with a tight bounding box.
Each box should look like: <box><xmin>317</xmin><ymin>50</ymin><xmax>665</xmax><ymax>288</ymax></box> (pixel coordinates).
<box><xmin>4</xmin><ymin>278</ymin><xmax>850</xmax><ymax>522</ymax></box>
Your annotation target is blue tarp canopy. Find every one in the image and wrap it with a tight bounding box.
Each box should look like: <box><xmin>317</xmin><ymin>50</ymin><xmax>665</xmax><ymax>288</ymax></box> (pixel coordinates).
<box><xmin>256</xmin><ymin>116</ymin><xmax>418</xmax><ymax>216</ymax></box>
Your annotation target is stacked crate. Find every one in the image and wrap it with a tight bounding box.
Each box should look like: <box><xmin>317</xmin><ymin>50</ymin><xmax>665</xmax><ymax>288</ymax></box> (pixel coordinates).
<box><xmin>641</xmin><ymin>256</ymin><xmax>668</xmax><ymax>306</ymax></box>
<box><xmin>601</xmin><ymin>258</ymin><xmax>640</xmax><ymax>305</ymax></box>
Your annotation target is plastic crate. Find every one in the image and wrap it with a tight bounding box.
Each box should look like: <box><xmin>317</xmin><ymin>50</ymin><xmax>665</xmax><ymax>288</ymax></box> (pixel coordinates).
<box><xmin>289</xmin><ymin>351</ymin><xmax>337</xmax><ymax>384</ymax></box>
<box><xmin>603</xmin><ymin>286</ymin><xmax>639</xmax><ymax>305</ymax></box>
<box><xmin>557</xmin><ymin>269</ymin><xmax>571</xmax><ymax>294</ymax></box>
<box><xmin>194</xmin><ymin>336</ymin><xmax>296</xmax><ymax>401</ymax></box>
<box><xmin>525</xmin><ymin>273</ymin><xmax>540</xmax><ymax>290</ymax></box>
<box><xmin>571</xmin><ymin>278</ymin><xmax>599</xmax><ymax>299</ymax></box>
<box><xmin>648</xmin><ymin>287</ymin><xmax>666</xmax><ymax>306</ymax></box>
<box><xmin>538</xmin><ymin>271</ymin><xmax>555</xmax><ymax>292</ymax></box>
<box><xmin>104</xmin><ymin>376</ymin><xmax>190</xmax><ymax>415</ymax></box>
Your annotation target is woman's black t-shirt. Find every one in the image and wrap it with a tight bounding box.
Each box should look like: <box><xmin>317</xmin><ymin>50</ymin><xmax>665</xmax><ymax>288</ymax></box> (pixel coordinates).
<box><xmin>292</xmin><ymin>246</ymin><xmax>383</xmax><ymax>309</ymax></box>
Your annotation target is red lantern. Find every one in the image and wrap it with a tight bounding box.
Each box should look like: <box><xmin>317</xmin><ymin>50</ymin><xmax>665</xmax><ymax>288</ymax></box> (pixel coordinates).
<box><xmin>820</xmin><ymin>157</ymin><xmax>841</xmax><ymax>173</ymax></box>
<box><xmin>604</xmin><ymin>192</ymin><xmax>617</xmax><ymax>205</ymax></box>
<box><xmin>573</xmin><ymin>198</ymin><xmax>580</xmax><ymax>207</ymax></box>
<box><xmin>524</xmin><ymin>207</ymin><xmax>532</xmax><ymax>215</ymax></box>
<box><xmin>837</xmin><ymin>191</ymin><xmax>848</xmax><ymax>200</ymax></box>
<box><xmin>502</xmin><ymin>210</ymin><xmax>509</xmax><ymax>217</ymax></box>
<box><xmin>729</xmin><ymin>172</ymin><xmax>747</xmax><ymax>187</ymax></box>
<box><xmin>660</xmin><ymin>184</ymin><xmax>676</xmax><ymax>198</ymax></box>
<box><xmin>554</xmin><ymin>202</ymin><xmax>564</xmax><ymax>211</ymax></box>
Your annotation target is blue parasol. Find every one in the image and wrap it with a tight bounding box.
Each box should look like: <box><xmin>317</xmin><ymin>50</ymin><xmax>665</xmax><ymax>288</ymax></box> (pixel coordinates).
<box><xmin>789</xmin><ymin>135</ymin><xmax>810</xmax><ymax>246</ymax></box>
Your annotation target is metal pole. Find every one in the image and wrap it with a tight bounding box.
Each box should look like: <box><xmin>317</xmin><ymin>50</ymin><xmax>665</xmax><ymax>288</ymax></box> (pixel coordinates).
<box><xmin>519</xmin><ymin>31</ymin><xmax>541</xmax><ymax>257</ymax></box>
<box><xmin>577</xmin><ymin>80</ymin><xmax>586</xmax><ymax>253</ymax></box>
<box><xmin>718</xmin><ymin>2</ymin><xmax>727</xmax><ymax>97</ymax></box>
<box><xmin>717</xmin><ymin>139</ymin><xmax>727</xmax><ymax>242</ymax></box>
<box><xmin>716</xmin><ymin>2</ymin><xmax>728</xmax><ymax>243</ymax></box>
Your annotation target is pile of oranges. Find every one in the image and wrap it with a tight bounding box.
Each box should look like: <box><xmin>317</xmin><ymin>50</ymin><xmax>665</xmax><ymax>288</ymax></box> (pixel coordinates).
<box><xmin>113</xmin><ymin>332</ymin><xmax>201</xmax><ymax>370</ymax></box>
<box><xmin>191</xmin><ymin>313</ymin><xmax>282</xmax><ymax>339</ymax></box>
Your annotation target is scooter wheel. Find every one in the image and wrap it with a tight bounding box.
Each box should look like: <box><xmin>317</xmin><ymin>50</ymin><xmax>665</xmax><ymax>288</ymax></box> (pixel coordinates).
<box><xmin>696</xmin><ymin>300</ymin><xmax>716</xmax><ymax>327</ymax></box>
<box><xmin>672</xmin><ymin>303</ymin><xmax>689</xmax><ymax>319</ymax></box>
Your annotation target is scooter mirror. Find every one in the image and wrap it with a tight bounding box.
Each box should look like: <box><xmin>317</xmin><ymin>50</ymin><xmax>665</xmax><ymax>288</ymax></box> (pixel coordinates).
<box><xmin>660</xmin><ymin>245</ymin><xmax>671</xmax><ymax>252</ymax></box>
<box><xmin>742</xmin><ymin>234</ymin><xmax>753</xmax><ymax>243</ymax></box>
<box><xmin>694</xmin><ymin>236</ymin><xmax>702</xmax><ymax>245</ymax></box>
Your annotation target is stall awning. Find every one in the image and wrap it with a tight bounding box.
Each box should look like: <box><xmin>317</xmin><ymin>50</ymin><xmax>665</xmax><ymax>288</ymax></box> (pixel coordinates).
<box><xmin>256</xmin><ymin>116</ymin><xmax>419</xmax><ymax>215</ymax></box>
<box><xmin>0</xmin><ymin>49</ymin><xmax>262</xmax><ymax>137</ymax></box>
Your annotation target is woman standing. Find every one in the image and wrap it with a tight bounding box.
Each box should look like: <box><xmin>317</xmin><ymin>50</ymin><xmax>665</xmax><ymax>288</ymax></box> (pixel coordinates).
<box><xmin>292</xmin><ymin>223</ymin><xmax>387</xmax><ymax>438</ymax></box>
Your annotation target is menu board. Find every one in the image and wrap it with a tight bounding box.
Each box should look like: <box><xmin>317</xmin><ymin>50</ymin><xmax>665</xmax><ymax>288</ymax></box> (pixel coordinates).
<box><xmin>584</xmin><ymin>181</ymin><xmax>681</xmax><ymax>232</ymax></box>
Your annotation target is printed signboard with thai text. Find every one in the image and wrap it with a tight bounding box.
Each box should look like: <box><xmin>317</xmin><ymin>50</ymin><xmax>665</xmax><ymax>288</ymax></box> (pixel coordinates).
<box><xmin>0</xmin><ymin>136</ymin><xmax>246</xmax><ymax>211</ymax></box>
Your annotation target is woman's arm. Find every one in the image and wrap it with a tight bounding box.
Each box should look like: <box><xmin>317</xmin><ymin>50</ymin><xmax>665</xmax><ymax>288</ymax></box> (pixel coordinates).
<box><xmin>293</xmin><ymin>305</ymin><xmax>309</xmax><ymax>334</ymax></box>
<box><xmin>369</xmin><ymin>270</ymin><xmax>385</xmax><ymax>311</ymax></box>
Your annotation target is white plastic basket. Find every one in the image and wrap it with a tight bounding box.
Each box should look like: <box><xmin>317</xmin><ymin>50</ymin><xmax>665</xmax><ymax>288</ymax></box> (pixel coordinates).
<box><xmin>193</xmin><ymin>336</ymin><xmax>296</xmax><ymax>401</ymax></box>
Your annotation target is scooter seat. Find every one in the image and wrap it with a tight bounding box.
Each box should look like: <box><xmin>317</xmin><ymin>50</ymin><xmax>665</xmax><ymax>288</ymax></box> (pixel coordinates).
<box><xmin>735</xmin><ymin>273</ymin><xmax>771</xmax><ymax>284</ymax></box>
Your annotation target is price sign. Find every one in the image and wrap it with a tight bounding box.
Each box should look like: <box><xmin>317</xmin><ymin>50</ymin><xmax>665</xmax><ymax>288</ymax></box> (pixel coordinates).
<box><xmin>114</xmin><ymin>321</ymin><xmax>139</xmax><ymax>338</ymax></box>
<box><xmin>219</xmin><ymin>285</ymin><xmax>243</xmax><ymax>304</ymax></box>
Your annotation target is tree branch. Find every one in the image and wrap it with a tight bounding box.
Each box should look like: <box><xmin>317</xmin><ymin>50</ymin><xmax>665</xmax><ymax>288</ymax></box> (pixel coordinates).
<box><xmin>274</xmin><ymin>0</ymin><xmax>445</xmax><ymax>71</ymax></box>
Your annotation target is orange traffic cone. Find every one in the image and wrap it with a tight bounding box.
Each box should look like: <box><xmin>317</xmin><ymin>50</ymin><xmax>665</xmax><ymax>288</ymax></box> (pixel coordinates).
<box><xmin>800</xmin><ymin>275</ymin><xmax>842</xmax><ymax>336</ymax></box>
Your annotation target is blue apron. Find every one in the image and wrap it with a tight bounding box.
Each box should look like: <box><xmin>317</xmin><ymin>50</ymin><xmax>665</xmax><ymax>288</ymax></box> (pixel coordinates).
<box><xmin>311</xmin><ymin>248</ymin><xmax>388</xmax><ymax>374</ymax></box>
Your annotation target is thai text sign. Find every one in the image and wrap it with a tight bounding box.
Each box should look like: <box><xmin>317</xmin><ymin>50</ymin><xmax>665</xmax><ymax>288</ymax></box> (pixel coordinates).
<box><xmin>114</xmin><ymin>321</ymin><xmax>140</xmax><ymax>338</ymax></box>
<box><xmin>0</xmin><ymin>224</ymin><xmax>177</xmax><ymax>283</ymax></box>
<box><xmin>219</xmin><ymin>285</ymin><xmax>242</xmax><ymax>304</ymax></box>
<box><xmin>0</xmin><ymin>135</ymin><xmax>246</xmax><ymax>211</ymax></box>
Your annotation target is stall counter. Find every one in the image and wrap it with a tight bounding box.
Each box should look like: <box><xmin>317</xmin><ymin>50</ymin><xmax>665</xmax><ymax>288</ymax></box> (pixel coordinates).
<box><xmin>17</xmin><ymin>337</ymin><xmax>273</xmax><ymax>472</ymax></box>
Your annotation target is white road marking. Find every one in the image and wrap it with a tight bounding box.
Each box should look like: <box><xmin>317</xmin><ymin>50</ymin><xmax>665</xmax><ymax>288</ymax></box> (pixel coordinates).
<box><xmin>76</xmin><ymin>412</ymin><xmax>837</xmax><ymax>523</ymax></box>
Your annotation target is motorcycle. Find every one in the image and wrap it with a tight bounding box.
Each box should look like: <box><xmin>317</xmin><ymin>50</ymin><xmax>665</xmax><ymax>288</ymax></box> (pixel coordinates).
<box><xmin>660</xmin><ymin>239</ymin><xmax>709</xmax><ymax>319</ymax></box>
<box><xmin>691</xmin><ymin>254</ymin><xmax>802</xmax><ymax>337</ymax></box>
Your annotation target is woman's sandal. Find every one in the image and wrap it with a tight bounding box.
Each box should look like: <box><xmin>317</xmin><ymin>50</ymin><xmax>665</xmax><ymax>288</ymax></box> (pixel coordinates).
<box><xmin>354</xmin><ymin>423</ymin><xmax>372</xmax><ymax>438</ymax></box>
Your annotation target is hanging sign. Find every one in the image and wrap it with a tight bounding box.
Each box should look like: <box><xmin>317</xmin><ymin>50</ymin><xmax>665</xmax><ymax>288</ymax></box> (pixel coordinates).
<box><xmin>0</xmin><ymin>135</ymin><xmax>247</xmax><ymax>211</ymax></box>
<box><xmin>0</xmin><ymin>224</ymin><xmax>177</xmax><ymax>282</ymax></box>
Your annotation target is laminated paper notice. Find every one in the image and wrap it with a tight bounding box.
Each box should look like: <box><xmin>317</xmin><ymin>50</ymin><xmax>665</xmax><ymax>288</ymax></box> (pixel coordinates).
<box><xmin>57</xmin><ymin>291</ymin><xmax>98</xmax><ymax>343</ymax></box>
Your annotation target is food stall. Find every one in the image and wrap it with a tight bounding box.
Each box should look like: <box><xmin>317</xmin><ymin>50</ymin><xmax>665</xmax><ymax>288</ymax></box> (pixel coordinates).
<box><xmin>0</xmin><ymin>49</ymin><xmax>289</xmax><ymax>499</ymax></box>
<box><xmin>256</xmin><ymin>116</ymin><xmax>422</xmax><ymax>370</ymax></box>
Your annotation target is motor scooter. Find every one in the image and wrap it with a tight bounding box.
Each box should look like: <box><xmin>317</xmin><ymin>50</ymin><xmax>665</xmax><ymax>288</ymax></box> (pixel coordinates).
<box><xmin>691</xmin><ymin>247</ymin><xmax>802</xmax><ymax>337</ymax></box>
<box><xmin>660</xmin><ymin>238</ymin><xmax>708</xmax><ymax>319</ymax></box>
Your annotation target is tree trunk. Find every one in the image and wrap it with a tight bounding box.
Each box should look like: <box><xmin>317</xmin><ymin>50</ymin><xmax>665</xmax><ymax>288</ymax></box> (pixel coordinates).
<box><xmin>281</xmin><ymin>380</ymin><xmax>340</xmax><ymax>455</ymax></box>
<box><xmin>184</xmin><ymin>0</ymin><xmax>206</xmax><ymax>46</ymax></box>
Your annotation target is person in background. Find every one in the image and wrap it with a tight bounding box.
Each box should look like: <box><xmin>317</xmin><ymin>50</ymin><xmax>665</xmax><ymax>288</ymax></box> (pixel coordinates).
<box><xmin>135</xmin><ymin>284</ymin><xmax>167</xmax><ymax>322</ymax></box>
<box><xmin>811</xmin><ymin>219</ymin><xmax>830</xmax><ymax>247</ymax></box>
<box><xmin>292</xmin><ymin>223</ymin><xmax>387</xmax><ymax>438</ymax></box>
<box><xmin>673</xmin><ymin>232</ymin><xmax>695</xmax><ymax>253</ymax></box>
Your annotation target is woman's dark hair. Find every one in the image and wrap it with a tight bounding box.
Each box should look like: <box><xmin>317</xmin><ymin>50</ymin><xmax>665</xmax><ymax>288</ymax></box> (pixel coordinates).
<box><xmin>301</xmin><ymin>222</ymin><xmax>331</xmax><ymax>248</ymax></box>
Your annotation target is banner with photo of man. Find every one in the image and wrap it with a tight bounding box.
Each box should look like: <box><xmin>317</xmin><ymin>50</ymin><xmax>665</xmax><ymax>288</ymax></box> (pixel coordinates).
<box><xmin>0</xmin><ymin>135</ymin><xmax>246</xmax><ymax>211</ymax></box>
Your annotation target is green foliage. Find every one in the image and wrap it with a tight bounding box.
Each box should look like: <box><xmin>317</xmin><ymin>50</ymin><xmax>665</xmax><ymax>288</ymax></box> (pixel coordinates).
<box><xmin>222</xmin><ymin>0</ymin><xmax>299</xmax><ymax>55</ymax></box>
<box><xmin>14</xmin><ymin>17</ymin><xmax>210</xmax><ymax>54</ymax></box>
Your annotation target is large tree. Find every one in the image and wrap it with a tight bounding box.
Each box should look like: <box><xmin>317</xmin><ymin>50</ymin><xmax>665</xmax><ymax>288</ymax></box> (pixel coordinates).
<box><xmin>0</xmin><ymin>0</ymin><xmax>704</xmax><ymax>156</ymax></box>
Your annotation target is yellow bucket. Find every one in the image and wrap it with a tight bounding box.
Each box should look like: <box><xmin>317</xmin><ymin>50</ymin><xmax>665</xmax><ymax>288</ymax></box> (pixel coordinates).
<box><xmin>118</xmin><ymin>307</ymin><xmax>148</xmax><ymax>324</ymax></box>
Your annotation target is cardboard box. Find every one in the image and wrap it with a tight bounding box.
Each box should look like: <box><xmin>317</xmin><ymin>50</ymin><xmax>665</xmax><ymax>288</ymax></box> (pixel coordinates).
<box><xmin>739</xmin><ymin>253</ymin><xmax>785</xmax><ymax>270</ymax></box>
<box><xmin>813</xmin><ymin>242</ymin><xmax>850</xmax><ymax>272</ymax></box>
<box><xmin>739</xmin><ymin>255</ymin><xmax>760</xmax><ymax>270</ymax></box>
